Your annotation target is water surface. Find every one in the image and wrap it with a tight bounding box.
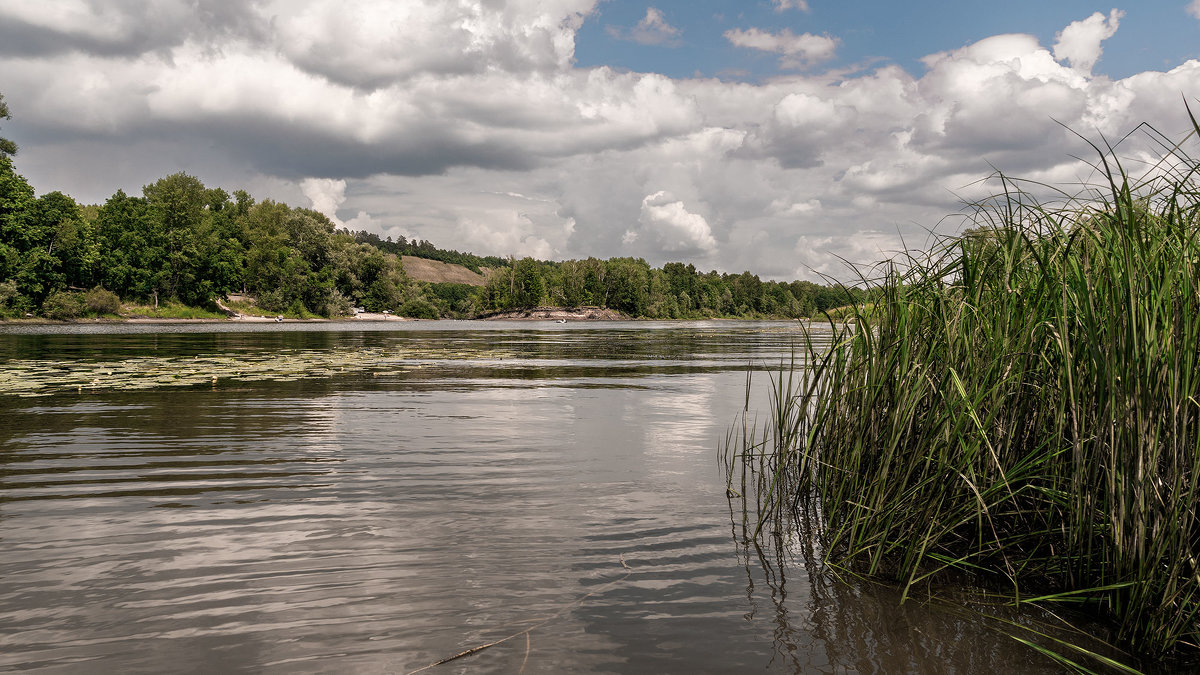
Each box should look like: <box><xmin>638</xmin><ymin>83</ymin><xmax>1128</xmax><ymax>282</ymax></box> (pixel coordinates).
<box><xmin>0</xmin><ymin>321</ymin><xmax>1093</xmax><ymax>673</ymax></box>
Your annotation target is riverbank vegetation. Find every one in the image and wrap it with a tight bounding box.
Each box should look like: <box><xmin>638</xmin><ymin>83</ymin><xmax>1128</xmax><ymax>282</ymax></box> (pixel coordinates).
<box><xmin>727</xmin><ymin>116</ymin><xmax>1200</xmax><ymax>667</ymax></box>
<box><xmin>0</xmin><ymin>152</ymin><xmax>863</xmax><ymax>321</ymax></box>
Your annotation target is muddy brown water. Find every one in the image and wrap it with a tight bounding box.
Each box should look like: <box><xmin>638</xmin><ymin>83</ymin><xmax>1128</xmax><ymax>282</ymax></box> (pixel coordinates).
<box><xmin>0</xmin><ymin>321</ymin><xmax>1135</xmax><ymax>673</ymax></box>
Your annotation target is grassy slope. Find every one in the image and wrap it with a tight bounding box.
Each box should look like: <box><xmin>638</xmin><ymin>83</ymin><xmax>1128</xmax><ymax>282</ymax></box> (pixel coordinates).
<box><xmin>401</xmin><ymin>256</ymin><xmax>488</xmax><ymax>286</ymax></box>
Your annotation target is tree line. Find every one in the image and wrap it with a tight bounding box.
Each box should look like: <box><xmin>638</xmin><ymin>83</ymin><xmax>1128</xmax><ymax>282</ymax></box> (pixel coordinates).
<box><xmin>0</xmin><ymin>145</ymin><xmax>863</xmax><ymax>320</ymax></box>
<box><xmin>477</xmin><ymin>257</ymin><xmax>863</xmax><ymax>318</ymax></box>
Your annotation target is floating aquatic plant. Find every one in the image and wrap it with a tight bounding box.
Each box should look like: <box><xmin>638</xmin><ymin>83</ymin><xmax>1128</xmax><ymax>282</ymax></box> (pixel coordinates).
<box><xmin>0</xmin><ymin>345</ymin><xmax>516</xmax><ymax>396</ymax></box>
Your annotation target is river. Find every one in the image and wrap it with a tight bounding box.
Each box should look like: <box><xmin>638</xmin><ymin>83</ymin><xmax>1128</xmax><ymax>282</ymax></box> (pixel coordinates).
<box><xmin>0</xmin><ymin>321</ymin><xmax>1093</xmax><ymax>673</ymax></box>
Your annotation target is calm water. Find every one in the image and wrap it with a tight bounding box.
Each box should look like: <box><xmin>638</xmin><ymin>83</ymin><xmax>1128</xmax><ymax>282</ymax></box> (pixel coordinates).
<box><xmin>0</xmin><ymin>321</ymin><xmax>1102</xmax><ymax>673</ymax></box>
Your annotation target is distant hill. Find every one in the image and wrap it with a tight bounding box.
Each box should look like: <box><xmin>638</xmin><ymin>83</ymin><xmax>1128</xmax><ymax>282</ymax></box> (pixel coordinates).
<box><xmin>345</xmin><ymin>230</ymin><xmax>506</xmax><ymax>273</ymax></box>
<box><xmin>401</xmin><ymin>256</ymin><xmax>488</xmax><ymax>286</ymax></box>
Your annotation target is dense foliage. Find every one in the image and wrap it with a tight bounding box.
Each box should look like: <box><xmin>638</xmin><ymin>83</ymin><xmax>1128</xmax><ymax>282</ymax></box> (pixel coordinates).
<box><xmin>0</xmin><ymin>160</ymin><xmax>422</xmax><ymax>318</ymax></box>
<box><xmin>478</xmin><ymin>257</ymin><xmax>862</xmax><ymax>318</ymax></box>
<box><xmin>727</xmin><ymin>122</ymin><xmax>1200</xmax><ymax>663</ymax></box>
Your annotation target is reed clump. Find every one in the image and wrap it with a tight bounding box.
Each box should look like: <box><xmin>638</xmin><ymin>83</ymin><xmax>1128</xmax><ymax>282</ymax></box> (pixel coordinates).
<box><xmin>728</xmin><ymin>114</ymin><xmax>1200</xmax><ymax>658</ymax></box>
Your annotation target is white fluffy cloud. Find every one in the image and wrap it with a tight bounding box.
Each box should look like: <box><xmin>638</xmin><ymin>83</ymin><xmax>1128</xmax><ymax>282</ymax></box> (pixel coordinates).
<box><xmin>269</xmin><ymin>0</ymin><xmax>597</xmax><ymax>87</ymax></box>
<box><xmin>637</xmin><ymin>192</ymin><xmax>718</xmax><ymax>254</ymax></box>
<box><xmin>2</xmin><ymin>3</ymin><xmax>1198</xmax><ymax>282</ymax></box>
<box><xmin>301</xmin><ymin>176</ymin><xmax>382</xmax><ymax>230</ymax></box>
<box><xmin>724</xmin><ymin>28</ymin><xmax>838</xmax><ymax>68</ymax></box>
<box><xmin>301</xmin><ymin>178</ymin><xmax>348</xmax><ymax>222</ymax></box>
<box><xmin>1190</xmin><ymin>1</ymin><xmax>1200</xmax><ymax>20</ymax></box>
<box><xmin>1053</xmin><ymin>9</ymin><xmax>1123</xmax><ymax>72</ymax></box>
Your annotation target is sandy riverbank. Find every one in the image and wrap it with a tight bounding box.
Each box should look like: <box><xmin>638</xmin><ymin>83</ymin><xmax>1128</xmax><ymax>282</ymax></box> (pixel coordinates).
<box><xmin>217</xmin><ymin>296</ymin><xmax>410</xmax><ymax>322</ymax></box>
<box><xmin>221</xmin><ymin>312</ymin><xmax>411</xmax><ymax>322</ymax></box>
<box><xmin>476</xmin><ymin>306</ymin><xmax>627</xmax><ymax>321</ymax></box>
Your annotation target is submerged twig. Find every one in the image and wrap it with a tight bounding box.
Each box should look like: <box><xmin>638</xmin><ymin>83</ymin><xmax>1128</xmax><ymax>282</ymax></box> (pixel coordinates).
<box><xmin>406</xmin><ymin>555</ymin><xmax>633</xmax><ymax>674</ymax></box>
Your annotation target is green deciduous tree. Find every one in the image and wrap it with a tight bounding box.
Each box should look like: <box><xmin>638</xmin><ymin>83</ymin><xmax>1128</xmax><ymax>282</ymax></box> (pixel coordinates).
<box><xmin>143</xmin><ymin>172</ymin><xmax>209</xmax><ymax>304</ymax></box>
<box><xmin>604</xmin><ymin>257</ymin><xmax>650</xmax><ymax>315</ymax></box>
<box><xmin>511</xmin><ymin>257</ymin><xmax>544</xmax><ymax>308</ymax></box>
<box><xmin>483</xmin><ymin>266</ymin><xmax>513</xmax><ymax>310</ymax></box>
<box><xmin>0</xmin><ymin>93</ymin><xmax>17</xmax><ymax>158</ymax></box>
<box><xmin>96</xmin><ymin>189</ymin><xmax>156</xmax><ymax>299</ymax></box>
<box><xmin>0</xmin><ymin>155</ymin><xmax>35</xmax><ymax>290</ymax></box>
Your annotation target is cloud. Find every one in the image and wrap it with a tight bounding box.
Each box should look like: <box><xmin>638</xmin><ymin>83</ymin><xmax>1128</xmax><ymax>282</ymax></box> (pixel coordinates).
<box><xmin>771</xmin><ymin>198</ymin><xmax>821</xmax><ymax>215</ymax></box>
<box><xmin>1188</xmin><ymin>1</ymin><xmax>1200</xmax><ymax>19</ymax></box>
<box><xmin>300</xmin><ymin>177</ymin><xmax>348</xmax><ymax>223</ymax></box>
<box><xmin>1053</xmin><ymin>9</ymin><xmax>1123</xmax><ymax>72</ymax></box>
<box><xmin>2</xmin><ymin>41</ymin><xmax>702</xmax><ymax>178</ymax></box>
<box><xmin>637</xmin><ymin>191</ymin><xmax>718</xmax><ymax>254</ymax></box>
<box><xmin>772</xmin><ymin>0</ymin><xmax>810</xmax><ymax>11</ymax></box>
<box><xmin>0</xmin><ymin>0</ymin><xmax>264</xmax><ymax>58</ymax></box>
<box><xmin>269</xmin><ymin>0</ymin><xmax>597</xmax><ymax>88</ymax></box>
<box><xmin>724</xmin><ymin>28</ymin><xmax>838</xmax><ymax>68</ymax></box>
<box><xmin>3</xmin><ymin>4</ymin><xmax>1200</xmax><ymax>283</ymax></box>
<box><xmin>793</xmin><ymin>230</ymin><xmax>903</xmax><ymax>280</ymax></box>
<box><xmin>606</xmin><ymin>7</ymin><xmax>681</xmax><ymax>46</ymax></box>
<box><xmin>0</xmin><ymin>1</ymin><xmax>598</xmax><ymax>85</ymax></box>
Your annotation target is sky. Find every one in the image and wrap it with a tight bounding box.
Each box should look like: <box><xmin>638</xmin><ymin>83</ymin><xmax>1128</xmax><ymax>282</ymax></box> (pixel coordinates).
<box><xmin>2</xmin><ymin>1</ymin><xmax>1199</xmax><ymax>281</ymax></box>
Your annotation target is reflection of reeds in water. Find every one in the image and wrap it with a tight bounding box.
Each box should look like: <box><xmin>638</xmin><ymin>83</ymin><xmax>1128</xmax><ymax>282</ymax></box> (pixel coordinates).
<box><xmin>732</xmin><ymin>507</ymin><xmax>1140</xmax><ymax>673</ymax></box>
<box><xmin>724</xmin><ymin>111</ymin><xmax>1200</xmax><ymax>666</ymax></box>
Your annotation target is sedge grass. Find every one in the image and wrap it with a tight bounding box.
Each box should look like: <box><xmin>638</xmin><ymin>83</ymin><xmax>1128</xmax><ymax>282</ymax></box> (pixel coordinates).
<box><xmin>725</xmin><ymin>111</ymin><xmax>1200</xmax><ymax>660</ymax></box>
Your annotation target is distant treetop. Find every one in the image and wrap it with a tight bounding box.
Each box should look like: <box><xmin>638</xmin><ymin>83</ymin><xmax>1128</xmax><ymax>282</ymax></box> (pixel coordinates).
<box><xmin>0</xmin><ymin>92</ymin><xmax>16</xmax><ymax>158</ymax></box>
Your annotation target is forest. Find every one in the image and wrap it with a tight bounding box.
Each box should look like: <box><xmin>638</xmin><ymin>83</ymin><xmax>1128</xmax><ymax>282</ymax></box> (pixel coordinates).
<box><xmin>0</xmin><ymin>113</ymin><xmax>863</xmax><ymax>321</ymax></box>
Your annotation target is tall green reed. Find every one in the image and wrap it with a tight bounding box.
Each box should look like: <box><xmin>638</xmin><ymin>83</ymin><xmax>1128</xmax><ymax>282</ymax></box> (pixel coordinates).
<box><xmin>726</xmin><ymin>111</ymin><xmax>1200</xmax><ymax>657</ymax></box>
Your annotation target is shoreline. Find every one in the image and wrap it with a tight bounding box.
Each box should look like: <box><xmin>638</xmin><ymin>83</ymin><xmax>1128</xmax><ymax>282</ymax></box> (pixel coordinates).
<box><xmin>1</xmin><ymin>306</ymin><xmax>629</xmax><ymax>324</ymax></box>
<box><xmin>0</xmin><ymin>313</ymin><xmax>414</xmax><ymax>325</ymax></box>
<box><xmin>0</xmin><ymin>307</ymin><xmax>821</xmax><ymax>325</ymax></box>
<box><xmin>0</xmin><ymin>315</ymin><xmax>814</xmax><ymax>325</ymax></box>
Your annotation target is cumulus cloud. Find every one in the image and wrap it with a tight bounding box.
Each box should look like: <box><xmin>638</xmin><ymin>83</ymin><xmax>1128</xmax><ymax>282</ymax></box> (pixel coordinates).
<box><xmin>300</xmin><ymin>177</ymin><xmax>348</xmax><ymax>222</ymax></box>
<box><xmin>772</xmin><ymin>0</ymin><xmax>810</xmax><ymax>11</ymax></box>
<box><xmin>606</xmin><ymin>7</ymin><xmax>681</xmax><ymax>46</ymax></box>
<box><xmin>0</xmin><ymin>1</ymin><xmax>597</xmax><ymax>85</ymax></box>
<box><xmin>0</xmin><ymin>0</ymin><xmax>263</xmax><ymax>57</ymax></box>
<box><xmin>724</xmin><ymin>28</ymin><xmax>838</xmax><ymax>68</ymax></box>
<box><xmin>300</xmin><ymin>176</ymin><xmax>381</xmax><ymax>230</ymax></box>
<box><xmin>1190</xmin><ymin>1</ymin><xmax>1200</xmax><ymax>20</ymax></box>
<box><xmin>269</xmin><ymin>0</ymin><xmax>597</xmax><ymax>88</ymax></box>
<box><xmin>1053</xmin><ymin>9</ymin><xmax>1123</xmax><ymax>72</ymax></box>
<box><xmin>793</xmin><ymin>231</ymin><xmax>903</xmax><ymax>280</ymax></box>
<box><xmin>637</xmin><ymin>192</ymin><xmax>718</xmax><ymax>254</ymax></box>
<box><xmin>2</xmin><ymin>37</ymin><xmax>702</xmax><ymax>178</ymax></box>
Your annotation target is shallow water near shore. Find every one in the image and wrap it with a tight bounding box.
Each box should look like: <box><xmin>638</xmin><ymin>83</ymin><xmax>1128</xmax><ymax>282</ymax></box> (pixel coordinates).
<box><xmin>0</xmin><ymin>321</ymin><xmax>1132</xmax><ymax>673</ymax></box>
